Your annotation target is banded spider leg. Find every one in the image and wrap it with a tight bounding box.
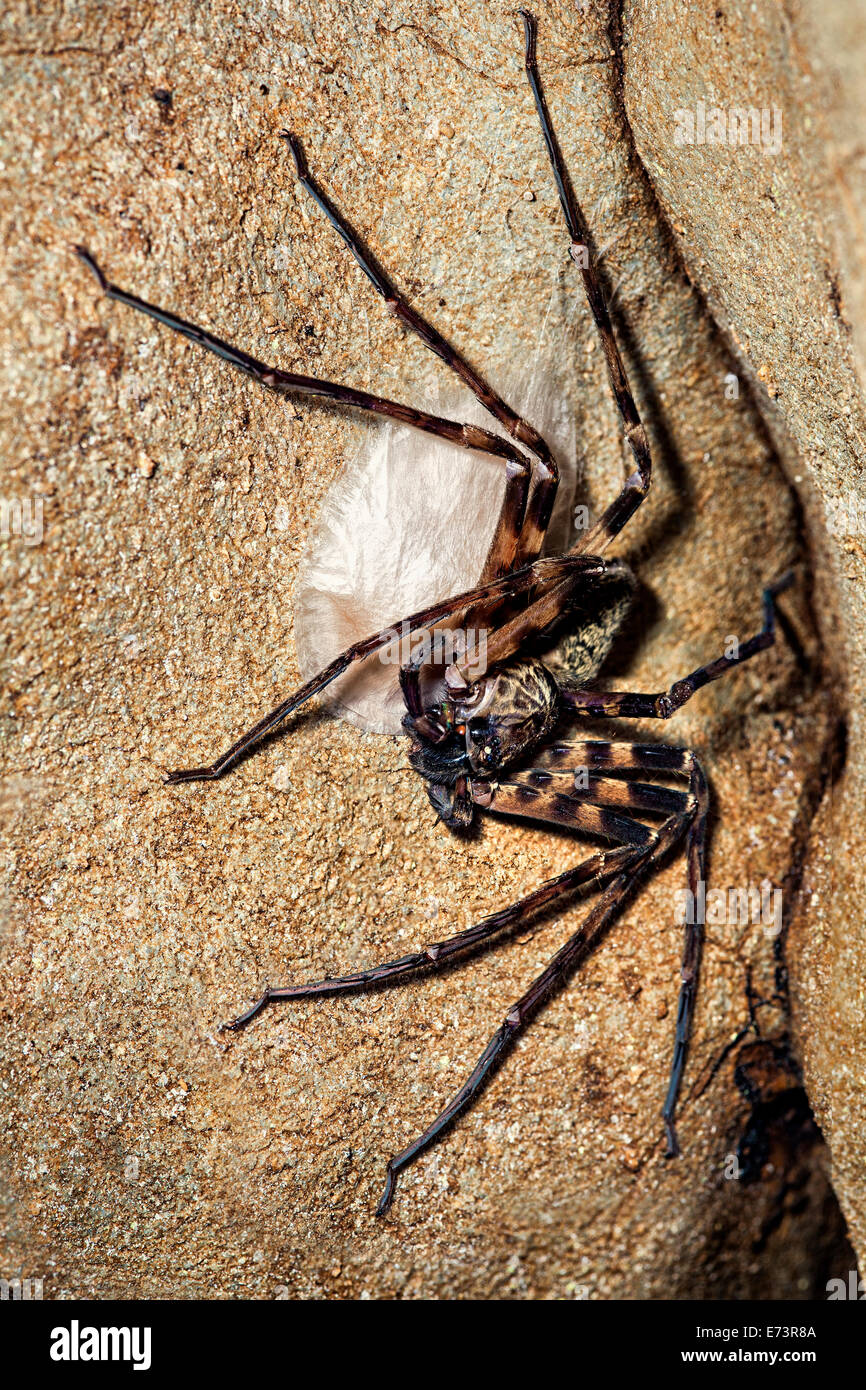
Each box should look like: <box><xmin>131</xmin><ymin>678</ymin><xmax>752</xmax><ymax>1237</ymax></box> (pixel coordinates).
<box><xmin>223</xmin><ymin>737</ymin><xmax>706</xmax><ymax>1212</ymax></box>
<box><xmin>73</xmin><ymin>244</ymin><xmax>533</xmax><ymax>583</ymax></box>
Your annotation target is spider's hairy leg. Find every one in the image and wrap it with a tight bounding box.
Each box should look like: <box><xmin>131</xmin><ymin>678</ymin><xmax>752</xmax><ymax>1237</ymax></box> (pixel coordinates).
<box><xmin>371</xmin><ymin>877</ymin><xmax>633</xmax><ymax>1216</ymax></box>
<box><xmin>525</xmin><ymin>747</ymin><xmax>719</xmax><ymax>1156</ymax></box>
<box><xmin>519</xmin><ymin>11</ymin><xmax>651</xmax><ymax>556</ymax></box>
<box><xmin>376</xmin><ymin>754</ymin><xmax>704</xmax><ymax>1214</ymax></box>
<box><xmin>536</xmin><ymin>739</ymin><xmax>696</xmax><ymax>777</ymax></box>
<box><xmin>480</xmin><ymin>774</ymin><xmax>669</xmax><ymax>847</ymax></box>
<box><xmin>224</xmin><ymin>732</ymin><xmax>706</xmax><ymax>1210</ymax></box>
<box><xmin>73</xmin><ymin>246</ymin><xmax>532</xmax><ymax>578</ymax></box>
<box><xmin>559</xmin><ymin>574</ymin><xmax>794</xmax><ymax>720</ymax></box>
<box><xmin>401</xmin><ymin>556</ymin><xmax>629</xmax><ymax>722</ymax></box>
<box><xmin>223</xmin><ymin>759</ymin><xmax>696</xmax><ymax>1212</ymax></box>
<box><xmin>452</xmin><ymin>556</ymin><xmax>633</xmax><ymax>688</ymax></box>
<box><xmin>491</xmin><ymin>766</ymin><xmax>690</xmax><ymax>823</ymax></box>
<box><xmin>162</xmin><ymin>554</ymin><xmax>605</xmax><ymax>782</ymax></box>
<box><xmin>485</xmin><ymin>756</ymin><xmax>709</xmax><ymax>1156</ymax></box>
<box><xmin>282</xmin><ymin>133</ymin><xmax>559</xmax><ymax>565</ymax></box>
<box><xmin>662</xmin><ymin>752</ymin><xmax>708</xmax><ymax>1157</ymax></box>
<box><xmin>221</xmin><ymin>841</ymin><xmax>641</xmax><ymax>1029</ymax></box>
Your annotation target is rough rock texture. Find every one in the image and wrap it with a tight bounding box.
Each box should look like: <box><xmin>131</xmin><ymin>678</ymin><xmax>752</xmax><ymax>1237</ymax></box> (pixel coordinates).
<box><xmin>0</xmin><ymin>0</ymin><xmax>859</xmax><ymax>1298</ymax></box>
<box><xmin>624</xmin><ymin>0</ymin><xmax>866</xmax><ymax>1280</ymax></box>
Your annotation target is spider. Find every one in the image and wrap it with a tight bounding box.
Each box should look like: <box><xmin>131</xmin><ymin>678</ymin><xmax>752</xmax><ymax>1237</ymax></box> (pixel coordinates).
<box><xmin>75</xmin><ymin>12</ymin><xmax>790</xmax><ymax>1216</ymax></box>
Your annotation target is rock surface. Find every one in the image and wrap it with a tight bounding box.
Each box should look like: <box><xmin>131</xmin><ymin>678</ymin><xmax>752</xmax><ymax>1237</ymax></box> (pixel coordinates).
<box><xmin>0</xmin><ymin>0</ymin><xmax>859</xmax><ymax>1297</ymax></box>
<box><xmin>624</xmin><ymin>0</ymin><xmax>866</xmax><ymax>1280</ymax></box>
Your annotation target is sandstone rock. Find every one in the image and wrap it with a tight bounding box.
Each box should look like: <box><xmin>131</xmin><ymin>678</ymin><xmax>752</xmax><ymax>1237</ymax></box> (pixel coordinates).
<box><xmin>0</xmin><ymin>0</ymin><xmax>857</xmax><ymax>1298</ymax></box>
<box><xmin>624</xmin><ymin>0</ymin><xmax>865</xmax><ymax>1277</ymax></box>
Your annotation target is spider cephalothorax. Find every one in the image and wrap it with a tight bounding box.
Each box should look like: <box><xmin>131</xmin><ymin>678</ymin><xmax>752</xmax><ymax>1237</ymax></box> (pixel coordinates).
<box><xmin>404</xmin><ymin>657</ymin><xmax>561</xmax><ymax>828</ymax></box>
<box><xmin>76</xmin><ymin>12</ymin><xmax>792</xmax><ymax>1217</ymax></box>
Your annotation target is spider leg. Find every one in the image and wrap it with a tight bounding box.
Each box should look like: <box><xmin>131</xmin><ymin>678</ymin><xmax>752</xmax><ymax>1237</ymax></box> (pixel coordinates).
<box><xmin>377</xmin><ymin>804</ymin><xmax>694</xmax><ymax>1214</ymax></box>
<box><xmin>377</xmin><ymin>755</ymin><xmax>705</xmax><ymax>1213</ymax></box>
<box><xmin>162</xmin><ymin>553</ymin><xmax>608</xmax><ymax>781</ymax></box>
<box><xmin>374</xmin><ymin>879</ymin><xmax>629</xmax><ymax>1215</ymax></box>
<box><xmin>560</xmin><ymin>575</ymin><xmax>793</xmax><ymax>719</ymax></box>
<box><xmin>222</xmin><ymin>841</ymin><xmax>643</xmax><ymax>1028</ymax></box>
<box><xmin>283</xmin><ymin>134</ymin><xmax>559</xmax><ymax>565</ymax></box>
<box><xmin>481</xmin><ymin>777</ymin><xmax>665</xmax><ymax>847</ymax></box>
<box><xmin>493</xmin><ymin>768</ymin><xmax>689</xmax><ymax>820</ymax></box>
<box><xmin>525</xmin><ymin>738</ymin><xmax>714</xmax><ymax>1155</ymax></box>
<box><xmin>662</xmin><ymin>753</ymin><xmax>708</xmax><ymax>1156</ymax></box>
<box><xmin>529</xmin><ymin>737</ymin><xmax>714</xmax><ymax>1153</ymax></box>
<box><xmin>74</xmin><ymin>246</ymin><xmax>531</xmax><ymax>580</ymax></box>
<box><xmin>537</xmin><ymin>739</ymin><xmax>695</xmax><ymax>776</ymax></box>
<box><xmin>226</xmin><ymin>737</ymin><xmax>706</xmax><ymax>1209</ymax></box>
<box><xmin>520</xmin><ymin>12</ymin><xmax>651</xmax><ymax>556</ymax></box>
<box><xmin>400</xmin><ymin>555</ymin><xmax>628</xmax><ymax>713</ymax></box>
<box><xmin>452</xmin><ymin>556</ymin><xmax>634</xmax><ymax>686</ymax></box>
<box><xmin>497</xmin><ymin>739</ymin><xmax>715</xmax><ymax>1150</ymax></box>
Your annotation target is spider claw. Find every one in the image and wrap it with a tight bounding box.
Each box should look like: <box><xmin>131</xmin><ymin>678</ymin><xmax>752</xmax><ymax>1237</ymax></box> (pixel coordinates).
<box><xmin>663</xmin><ymin>1118</ymin><xmax>681</xmax><ymax>1159</ymax></box>
<box><xmin>75</xmin><ymin>245</ymin><xmax>108</xmax><ymax>291</ymax></box>
<box><xmin>165</xmin><ymin>766</ymin><xmax>214</xmax><ymax>785</ymax></box>
<box><xmin>281</xmin><ymin>129</ymin><xmax>307</xmax><ymax>178</ymax></box>
<box><xmin>375</xmin><ymin>1165</ymin><xmax>397</xmax><ymax>1218</ymax></box>
<box><xmin>767</xmin><ymin>570</ymin><xmax>794</xmax><ymax>597</ymax></box>
<box><xmin>220</xmin><ymin>990</ymin><xmax>271</xmax><ymax>1032</ymax></box>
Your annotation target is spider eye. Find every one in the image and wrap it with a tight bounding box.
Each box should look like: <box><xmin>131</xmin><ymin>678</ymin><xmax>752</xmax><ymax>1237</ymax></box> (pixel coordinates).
<box><xmin>456</xmin><ymin>723</ymin><xmax>466</xmax><ymax>736</ymax></box>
